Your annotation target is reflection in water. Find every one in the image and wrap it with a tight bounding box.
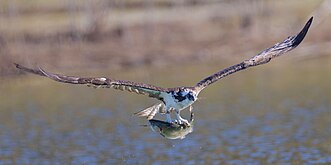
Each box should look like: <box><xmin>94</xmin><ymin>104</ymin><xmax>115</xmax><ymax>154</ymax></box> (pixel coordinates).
<box><xmin>1</xmin><ymin>62</ymin><xmax>331</xmax><ymax>164</ymax></box>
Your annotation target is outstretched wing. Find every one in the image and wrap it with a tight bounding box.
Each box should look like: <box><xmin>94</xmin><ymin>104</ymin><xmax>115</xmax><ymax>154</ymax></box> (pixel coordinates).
<box><xmin>15</xmin><ymin>64</ymin><xmax>169</xmax><ymax>100</ymax></box>
<box><xmin>195</xmin><ymin>17</ymin><xmax>313</xmax><ymax>91</ymax></box>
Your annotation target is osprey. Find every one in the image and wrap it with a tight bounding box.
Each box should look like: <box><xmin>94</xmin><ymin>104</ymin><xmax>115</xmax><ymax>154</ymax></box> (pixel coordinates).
<box><xmin>15</xmin><ymin>17</ymin><xmax>313</xmax><ymax>126</ymax></box>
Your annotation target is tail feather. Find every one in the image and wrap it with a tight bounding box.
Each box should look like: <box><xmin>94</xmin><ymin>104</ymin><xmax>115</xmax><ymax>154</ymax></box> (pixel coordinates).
<box><xmin>134</xmin><ymin>103</ymin><xmax>165</xmax><ymax>120</ymax></box>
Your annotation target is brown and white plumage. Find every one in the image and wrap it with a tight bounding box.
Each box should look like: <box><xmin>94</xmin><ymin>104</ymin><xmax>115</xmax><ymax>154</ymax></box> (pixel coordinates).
<box><xmin>15</xmin><ymin>17</ymin><xmax>313</xmax><ymax>125</ymax></box>
<box><xmin>15</xmin><ymin>64</ymin><xmax>173</xmax><ymax>100</ymax></box>
<box><xmin>195</xmin><ymin>17</ymin><xmax>313</xmax><ymax>91</ymax></box>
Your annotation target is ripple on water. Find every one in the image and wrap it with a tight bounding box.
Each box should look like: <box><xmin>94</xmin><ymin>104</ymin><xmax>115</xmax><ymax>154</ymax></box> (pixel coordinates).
<box><xmin>1</xmin><ymin>88</ymin><xmax>331</xmax><ymax>164</ymax></box>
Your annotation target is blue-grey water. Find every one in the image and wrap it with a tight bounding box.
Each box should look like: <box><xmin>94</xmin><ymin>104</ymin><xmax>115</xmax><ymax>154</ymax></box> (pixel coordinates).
<box><xmin>1</xmin><ymin>59</ymin><xmax>331</xmax><ymax>164</ymax></box>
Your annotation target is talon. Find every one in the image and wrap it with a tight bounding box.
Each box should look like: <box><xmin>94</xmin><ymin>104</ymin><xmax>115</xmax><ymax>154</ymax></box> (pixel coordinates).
<box><xmin>183</xmin><ymin>120</ymin><xmax>191</xmax><ymax>127</ymax></box>
<box><xmin>178</xmin><ymin>118</ymin><xmax>190</xmax><ymax>127</ymax></box>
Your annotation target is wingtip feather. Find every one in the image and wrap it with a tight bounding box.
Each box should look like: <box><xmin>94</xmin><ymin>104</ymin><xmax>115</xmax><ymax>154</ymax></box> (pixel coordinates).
<box><xmin>14</xmin><ymin>63</ymin><xmax>48</xmax><ymax>77</ymax></box>
<box><xmin>292</xmin><ymin>16</ymin><xmax>313</xmax><ymax>47</ymax></box>
<box><xmin>14</xmin><ymin>63</ymin><xmax>24</xmax><ymax>70</ymax></box>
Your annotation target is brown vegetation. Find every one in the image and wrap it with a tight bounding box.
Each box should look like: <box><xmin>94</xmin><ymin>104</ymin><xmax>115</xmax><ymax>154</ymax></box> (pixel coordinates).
<box><xmin>0</xmin><ymin>0</ymin><xmax>330</xmax><ymax>76</ymax></box>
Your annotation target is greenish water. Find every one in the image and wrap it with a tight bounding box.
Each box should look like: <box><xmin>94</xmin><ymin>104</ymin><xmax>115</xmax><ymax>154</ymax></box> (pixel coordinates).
<box><xmin>1</xmin><ymin>58</ymin><xmax>331</xmax><ymax>164</ymax></box>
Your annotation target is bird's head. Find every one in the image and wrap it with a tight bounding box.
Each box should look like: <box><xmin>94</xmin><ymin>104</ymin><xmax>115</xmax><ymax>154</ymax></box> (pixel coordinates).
<box><xmin>177</xmin><ymin>87</ymin><xmax>199</xmax><ymax>102</ymax></box>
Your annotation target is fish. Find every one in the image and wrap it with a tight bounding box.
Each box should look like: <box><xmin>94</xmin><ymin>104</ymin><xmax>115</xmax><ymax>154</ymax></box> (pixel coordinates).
<box><xmin>148</xmin><ymin>111</ymin><xmax>194</xmax><ymax>139</ymax></box>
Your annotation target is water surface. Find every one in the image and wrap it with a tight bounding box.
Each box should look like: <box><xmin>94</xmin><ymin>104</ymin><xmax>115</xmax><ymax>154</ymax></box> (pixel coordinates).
<box><xmin>1</xmin><ymin>59</ymin><xmax>331</xmax><ymax>164</ymax></box>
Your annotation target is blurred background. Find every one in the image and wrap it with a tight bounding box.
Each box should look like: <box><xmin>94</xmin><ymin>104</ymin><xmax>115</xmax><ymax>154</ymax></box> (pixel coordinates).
<box><xmin>1</xmin><ymin>0</ymin><xmax>330</xmax><ymax>75</ymax></box>
<box><xmin>1</xmin><ymin>0</ymin><xmax>331</xmax><ymax>164</ymax></box>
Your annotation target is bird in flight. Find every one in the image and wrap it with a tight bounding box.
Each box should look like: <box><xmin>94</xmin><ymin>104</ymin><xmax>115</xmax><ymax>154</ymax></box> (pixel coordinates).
<box><xmin>16</xmin><ymin>17</ymin><xmax>313</xmax><ymax>126</ymax></box>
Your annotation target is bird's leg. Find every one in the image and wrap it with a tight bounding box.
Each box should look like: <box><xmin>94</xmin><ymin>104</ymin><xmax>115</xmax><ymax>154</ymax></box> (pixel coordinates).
<box><xmin>165</xmin><ymin>110</ymin><xmax>172</xmax><ymax>123</ymax></box>
<box><xmin>189</xmin><ymin>105</ymin><xmax>194</xmax><ymax>123</ymax></box>
<box><xmin>175</xmin><ymin>110</ymin><xmax>190</xmax><ymax>126</ymax></box>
